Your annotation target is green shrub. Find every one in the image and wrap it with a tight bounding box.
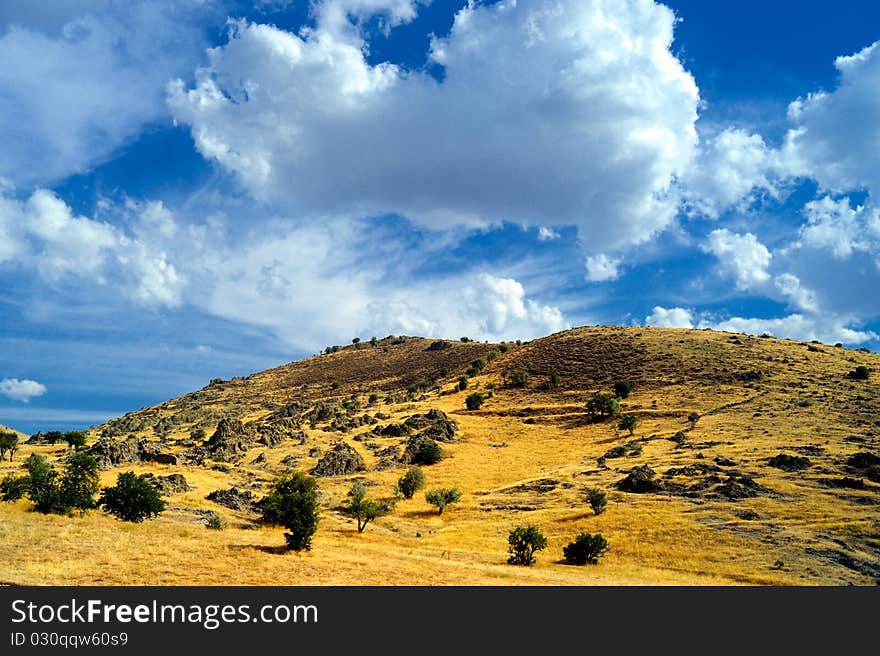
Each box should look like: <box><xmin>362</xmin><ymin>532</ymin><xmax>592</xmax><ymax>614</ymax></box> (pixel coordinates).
<box><xmin>687</xmin><ymin>411</ymin><xmax>700</xmax><ymax>427</ymax></box>
<box><xmin>397</xmin><ymin>467</ymin><xmax>425</xmax><ymax>499</ymax></box>
<box><xmin>507</xmin><ymin>526</ymin><xmax>547</xmax><ymax>566</ymax></box>
<box><xmin>563</xmin><ymin>533</ymin><xmax>609</xmax><ymax>565</ymax></box>
<box><xmin>618</xmin><ymin>414</ymin><xmax>637</xmax><ymax>436</ymax></box>
<box><xmin>412</xmin><ymin>440</ymin><xmax>443</xmax><ymax>465</ymax></box>
<box><xmin>368</xmin><ymin>393</ymin><xmax>379</xmax><ymax>405</ymax></box>
<box><xmin>341</xmin><ymin>482</ymin><xmax>388</xmax><ymax>532</ymax></box>
<box><xmin>466</xmin><ymin>392</ymin><xmax>485</xmax><ymax>411</ymax></box>
<box><xmin>586</xmin><ymin>392</ymin><xmax>620</xmax><ymax>419</ymax></box>
<box><xmin>498</xmin><ymin>344</ymin><xmax>509</xmax><ymax>353</ymax></box>
<box><xmin>190</xmin><ymin>427</ymin><xmax>207</xmax><ymax>441</ymax></box>
<box><xmin>205</xmin><ymin>511</ymin><xmax>226</xmax><ymax>530</ymax></box>
<box><xmin>59</xmin><ymin>452</ymin><xmax>100</xmax><ymax>511</ymax></box>
<box><xmin>587</xmin><ymin>488</ymin><xmax>607</xmax><ymax>515</ymax></box>
<box><xmin>425</xmin><ymin>487</ymin><xmax>461</xmax><ymax>515</ymax></box>
<box><xmin>100</xmin><ymin>471</ymin><xmax>166</xmax><ymax>523</ymax></box>
<box><xmin>613</xmin><ymin>380</ymin><xmax>633</xmax><ymax>398</ymax></box>
<box><xmin>24</xmin><ymin>453</ymin><xmax>65</xmax><ymax>514</ymax></box>
<box><xmin>460</xmin><ymin>336</ymin><xmax>470</xmax><ymax>342</ymax></box>
<box><xmin>847</xmin><ymin>366</ymin><xmax>870</xmax><ymax>380</ymax></box>
<box><xmin>258</xmin><ymin>472</ymin><xmax>320</xmax><ymax>551</ymax></box>
<box><xmin>507</xmin><ymin>371</ymin><xmax>529</xmax><ymax>388</ymax></box>
<box><xmin>0</xmin><ymin>474</ymin><xmax>29</xmax><ymax>502</ymax></box>
<box><xmin>457</xmin><ymin>375</ymin><xmax>469</xmax><ymax>391</ymax></box>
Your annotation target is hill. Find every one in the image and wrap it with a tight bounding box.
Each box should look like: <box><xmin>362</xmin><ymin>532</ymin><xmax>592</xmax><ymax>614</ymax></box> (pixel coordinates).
<box><xmin>0</xmin><ymin>424</ymin><xmax>27</xmax><ymax>442</ymax></box>
<box><xmin>1</xmin><ymin>328</ymin><xmax>879</xmax><ymax>585</ymax></box>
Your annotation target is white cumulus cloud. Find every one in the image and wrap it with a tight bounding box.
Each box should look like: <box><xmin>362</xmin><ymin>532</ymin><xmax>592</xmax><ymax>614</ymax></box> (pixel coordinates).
<box><xmin>645</xmin><ymin>306</ymin><xmax>694</xmax><ymax>328</ymax></box>
<box><xmin>0</xmin><ymin>377</ymin><xmax>47</xmax><ymax>402</ymax></box>
<box><xmin>701</xmin><ymin>314</ymin><xmax>876</xmax><ymax>346</ymax></box>
<box><xmin>168</xmin><ymin>0</ymin><xmax>699</xmax><ymax>253</ymax></box>
<box><xmin>704</xmin><ymin>229</ymin><xmax>772</xmax><ymax>291</ymax></box>
<box><xmin>585</xmin><ymin>254</ymin><xmax>622</xmax><ymax>282</ymax></box>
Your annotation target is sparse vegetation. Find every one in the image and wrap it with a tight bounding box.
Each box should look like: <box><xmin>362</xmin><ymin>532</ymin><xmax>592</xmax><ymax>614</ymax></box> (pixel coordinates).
<box><xmin>507</xmin><ymin>526</ymin><xmax>547</xmax><ymax>566</ymax></box>
<box><xmin>396</xmin><ymin>467</ymin><xmax>425</xmax><ymax>499</ymax></box>
<box><xmin>205</xmin><ymin>511</ymin><xmax>226</xmax><ymax>530</ymax></box>
<box><xmin>0</xmin><ymin>432</ymin><xmax>17</xmax><ymax>461</ymax></box>
<box><xmin>425</xmin><ymin>487</ymin><xmax>461</xmax><ymax>515</ymax></box>
<box><xmin>618</xmin><ymin>414</ymin><xmax>637</xmax><ymax>436</ymax></box>
<box><xmin>563</xmin><ymin>533</ymin><xmax>609</xmax><ymax>565</ymax></box>
<box><xmin>258</xmin><ymin>472</ymin><xmax>320</xmax><ymax>551</ymax></box>
<box><xmin>457</xmin><ymin>375</ymin><xmax>469</xmax><ymax>391</ymax></box>
<box><xmin>100</xmin><ymin>471</ymin><xmax>166</xmax><ymax>522</ymax></box>
<box><xmin>688</xmin><ymin>411</ymin><xmax>700</xmax><ymax>428</ymax></box>
<box><xmin>614</xmin><ymin>380</ymin><xmax>633</xmax><ymax>398</ymax></box>
<box><xmin>587</xmin><ymin>488</ymin><xmax>607</xmax><ymax>515</ymax></box>
<box><xmin>341</xmin><ymin>482</ymin><xmax>388</xmax><ymax>532</ymax></box>
<box><xmin>64</xmin><ymin>431</ymin><xmax>87</xmax><ymax>452</ymax></box>
<box><xmin>466</xmin><ymin>392</ymin><xmax>485</xmax><ymax>411</ymax></box>
<box><xmin>412</xmin><ymin>440</ymin><xmax>443</xmax><ymax>465</ymax></box>
<box><xmin>586</xmin><ymin>392</ymin><xmax>620</xmax><ymax>419</ymax></box>
<box><xmin>847</xmin><ymin>365</ymin><xmax>870</xmax><ymax>380</ymax></box>
<box><xmin>0</xmin><ymin>473</ymin><xmax>28</xmax><ymax>501</ymax></box>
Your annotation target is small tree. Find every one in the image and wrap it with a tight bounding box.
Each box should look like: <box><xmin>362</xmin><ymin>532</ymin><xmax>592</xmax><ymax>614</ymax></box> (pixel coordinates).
<box><xmin>100</xmin><ymin>471</ymin><xmax>166</xmax><ymax>522</ymax></box>
<box><xmin>341</xmin><ymin>482</ymin><xmax>388</xmax><ymax>533</ymax></box>
<box><xmin>614</xmin><ymin>380</ymin><xmax>633</xmax><ymax>399</ymax></box>
<box><xmin>352</xmin><ymin>337</ymin><xmax>361</xmax><ymax>348</ymax></box>
<box><xmin>587</xmin><ymin>488</ymin><xmax>607</xmax><ymax>515</ymax></box>
<box><xmin>64</xmin><ymin>431</ymin><xmax>87</xmax><ymax>452</ymax></box>
<box><xmin>687</xmin><ymin>411</ymin><xmax>700</xmax><ymax>428</ymax></box>
<box><xmin>59</xmin><ymin>452</ymin><xmax>100</xmax><ymax>511</ymax></box>
<box><xmin>0</xmin><ymin>432</ymin><xmax>18</xmax><ymax>461</ymax></box>
<box><xmin>563</xmin><ymin>533</ymin><xmax>609</xmax><ymax>565</ymax></box>
<box><xmin>44</xmin><ymin>431</ymin><xmax>64</xmax><ymax>444</ymax></box>
<box><xmin>507</xmin><ymin>526</ymin><xmax>547</xmax><ymax>566</ymax></box>
<box><xmin>466</xmin><ymin>392</ymin><xmax>485</xmax><ymax>411</ymax></box>
<box><xmin>396</xmin><ymin>467</ymin><xmax>425</xmax><ymax>499</ymax></box>
<box><xmin>258</xmin><ymin>472</ymin><xmax>320</xmax><ymax>551</ymax></box>
<box><xmin>0</xmin><ymin>474</ymin><xmax>29</xmax><ymax>502</ymax></box>
<box><xmin>370</xmin><ymin>336</ymin><xmax>378</xmax><ymax>347</ymax></box>
<box><xmin>205</xmin><ymin>511</ymin><xmax>226</xmax><ymax>530</ymax></box>
<box><xmin>460</xmin><ymin>336</ymin><xmax>470</xmax><ymax>342</ymax></box>
<box><xmin>548</xmin><ymin>371</ymin><xmax>559</xmax><ymax>391</ymax></box>
<box><xmin>618</xmin><ymin>414</ymin><xmax>637</xmax><ymax>436</ymax></box>
<box><xmin>586</xmin><ymin>392</ymin><xmax>620</xmax><ymax>419</ymax></box>
<box><xmin>425</xmin><ymin>487</ymin><xmax>461</xmax><ymax>515</ymax></box>
<box><xmin>457</xmin><ymin>375</ymin><xmax>469</xmax><ymax>391</ymax></box>
<box><xmin>24</xmin><ymin>453</ymin><xmax>64</xmax><ymax>514</ymax></box>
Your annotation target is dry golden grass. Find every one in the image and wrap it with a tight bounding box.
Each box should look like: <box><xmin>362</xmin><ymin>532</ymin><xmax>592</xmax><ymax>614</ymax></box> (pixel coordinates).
<box><xmin>1</xmin><ymin>327</ymin><xmax>878</xmax><ymax>585</ymax></box>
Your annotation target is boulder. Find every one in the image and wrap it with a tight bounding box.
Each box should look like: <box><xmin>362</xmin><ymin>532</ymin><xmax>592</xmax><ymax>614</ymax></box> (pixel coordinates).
<box><xmin>144</xmin><ymin>473</ymin><xmax>190</xmax><ymax>495</ymax></box>
<box><xmin>616</xmin><ymin>465</ymin><xmax>663</xmax><ymax>493</ymax></box>
<box><xmin>206</xmin><ymin>487</ymin><xmax>255</xmax><ymax>511</ymax></box>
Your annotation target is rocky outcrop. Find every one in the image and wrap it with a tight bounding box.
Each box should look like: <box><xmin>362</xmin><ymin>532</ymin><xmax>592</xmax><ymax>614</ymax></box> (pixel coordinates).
<box><xmin>206</xmin><ymin>487</ymin><xmax>255</xmax><ymax>511</ymax></box>
<box><xmin>616</xmin><ymin>465</ymin><xmax>663</xmax><ymax>493</ymax></box>
<box><xmin>310</xmin><ymin>441</ymin><xmax>366</xmax><ymax>477</ymax></box>
<box><xmin>144</xmin><ymin>473</ymin><xmax>190</xmax><ymax>495</ymax></box>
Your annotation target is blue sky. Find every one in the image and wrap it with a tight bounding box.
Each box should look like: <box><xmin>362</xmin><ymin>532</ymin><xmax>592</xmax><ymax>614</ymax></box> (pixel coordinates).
<box><xmin>1</xmin><ymin>0</ymin><xmax>879</xmax><ymax>434</ymax></box>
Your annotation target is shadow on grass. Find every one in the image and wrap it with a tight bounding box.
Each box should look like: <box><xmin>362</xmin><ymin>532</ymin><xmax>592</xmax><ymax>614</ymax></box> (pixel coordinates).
<box><xmin>227</xmin><ymin>544</ymin><xmax>290</xmax><ymax>555</ymax></box>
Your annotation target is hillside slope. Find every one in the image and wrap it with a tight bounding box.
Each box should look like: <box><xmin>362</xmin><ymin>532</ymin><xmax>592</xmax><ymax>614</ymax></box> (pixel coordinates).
<box><xmin>1</xmin><ymin>327</ymin><xmax>879</xmax><ymax>585</ymax></box>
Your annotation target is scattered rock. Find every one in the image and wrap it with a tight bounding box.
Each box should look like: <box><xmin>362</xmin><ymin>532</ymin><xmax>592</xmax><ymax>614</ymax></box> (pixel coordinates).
<box><xmin>714</xmin><ymin>474</ymin><xmax>768</xmax><ymax>500</ymax></box>
<box><xmin>206</xmin><ymin>487</ymin><xmax>255</xmax><ymax>512</ymax></box>
<box><xmin>819</xmin><ymin>477</ymin><xmax>867</xmax><ymax>490</ymax></box>
<box><xmin>404</xmin><ymin>409</ymin><xmax>458</xmax><ymax>442</ymax></box>
<box><xmin>714</xmin><ymin>456</ymin><xmax>737</xmax><ymax>467</ymax></box>
<box><xmin>310</xmin><ymin>441</ymin><xmax>366</xmax><ymax>477</ymax></box>
<box><xmin>375</xmin><ymin>423</ymin><xmax>411</xmax><ymax>437</ymax></box>
<box><xmin>144</xmin><ymin>473</ymin><xmax>190</xmax><ymax>495</ymax></box>
<box><xmin>616</xmin><ymin>465</ymin><xmax>663</xmax><ymax>493</ymax></box>
<box><xmin>250</xmin><ymin>453</ymin><xmax>267</xmax><ymax>465</ymax></box>
<box><xmin>498</xmin><ymin>478</ymin><xmax>558</xmax><ymax>494</ymax></box>
<box><xmin>425</xmin><ymin>340</ymin><xmax>453</xmax><ymax>351</ymax></box>
<box><xmin>86</xmin><ymin>436</ymin><xmax>141</xmax><ymax>469</ymax></box>
<box><xmin>768</xmin><ymin>453</ymin><xmax>811</xmax><ymax>471</ymax></box>
<box><xmin>736</xmin><ymin>510</ymin><xmax>760</xmax><ymax>520</ymax></box>
<box><xmin>202</xmin><ymin>418</ymin><xmax>255</xmax><ymax>461</ymax></box>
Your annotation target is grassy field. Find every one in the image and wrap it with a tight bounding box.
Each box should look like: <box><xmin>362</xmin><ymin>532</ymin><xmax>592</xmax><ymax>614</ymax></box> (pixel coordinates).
<box><xmin>1</xmin><ymin>327</ymin><xmax>878</xmax><ymax>585</ymax></box>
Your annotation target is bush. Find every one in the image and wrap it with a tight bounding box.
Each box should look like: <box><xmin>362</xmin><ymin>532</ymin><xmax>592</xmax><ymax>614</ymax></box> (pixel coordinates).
<box><xmin>460</xmin><ymin>336</ymin><xmax>470</xmax><ymax>342</ymax></box>
<box><xmin>341</xmin><ymin>482</ymin><xmax>388</xmax><ymax>532</ymax></box>
<box><xmin>498</xmin><ymin>344</ymin><xmax>509</xmax><ymax>353</ymax></box>
<box><xmin>847</xmin><ymin>366</ymin><xmax>870</xmax><ymax>380</ymax></box>
<box><xmin>618</xmin><ymin>414</ymin><xmax>637</xmax><ymax>436</ymax></box>
<box><xmin>258</xmin><ymin>472</ymin><xmax>320</xmax><ymax>551</ymax></box>
<box><xmin>687</xmin><ymin>411</ymin><xmax>700</xmax><ymax>427</ymax></box>
<box><xmin>190</xmin><ymin>427</ymin><xmax>207</xmax><ymax>441</ymax></box>
<box><xmin>586</xmin><ymin>392</ymin><xmax>620</xmax><ymax>419</ymax></box>
<box><xmin>100</xmin><ymin>471</ymin><xmax>166</xmax><ymax>523</ymax></box>
<box><xmin>24</xmin><ymin>453</ymin><xmax>65</xmax><ymax>514</ymax></box>
<box><xmin>397</xmin><ymin>467</ymin><xmax>425</xmax><ymax>499</ymax></box>
<box><xmin>0</xmin><ymin>474</ymin><xmax>28</xmax><ymax>502</ymax></box>
<box><xmin>507</xmin><ymin>370</ymin><xmax>529</xmax><ymax>388</ymax></box>
<box><xmin>425</xmin><ymin>487</ymin><xmax>461</xmax><ymax>515</ymax></box>
<box><xmin>613</xmin><ymin>380</ymin><xmax>633</xmax><ymax>399</ymax></box>
<box><xmin>412</xmin><ymin>439</ymin><xmax>443</xmax><ymax>465</ymax></box>
<box><xmin>587</xmin><ymin>488</ymin><xmax>607</xmax><ymax>515</ymax></box>
<box><xmin>457</xmin><ymin>375</ymin><xmax>469</xmax><ymax>391</ymax></box>
<box><xmin>205</xmin><ymin>511</ymin><xmax>226</xmax><ymax>530</ymax></box>
<box><xmin>59</xmin><ymin>452</ymin><xmax>100</xmax><ymax>511</ymax></box>
<box><xmin>368</xmin><ymin>393</ymin><xmax>379</xmax><ymax>405</ymax></box>
<box><xmin>507</xmin><ymin>526</ymin><xmax>547</xmax><ymax>566</ymax></box>
<box><xmin>563</xmin><ymin>533</ymin><xmax>609</xmax><ymax>565</ymax></box>
<box><xmin>465</xmin><ymin>392</ymin><xmax>485</xmax><ymax>411</ymax></box>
